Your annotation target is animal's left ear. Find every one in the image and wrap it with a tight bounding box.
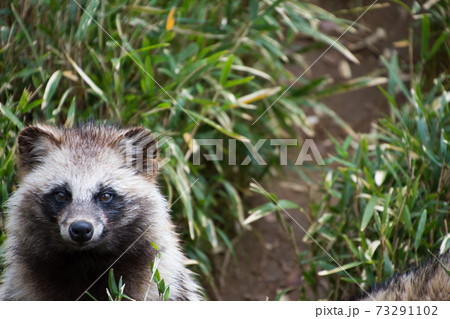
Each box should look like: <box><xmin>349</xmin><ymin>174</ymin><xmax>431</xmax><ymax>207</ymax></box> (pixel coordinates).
<box><xmin>118</xmin><ymin>127</ymin><xmax>158</xmax><ymax>178</ymax></box>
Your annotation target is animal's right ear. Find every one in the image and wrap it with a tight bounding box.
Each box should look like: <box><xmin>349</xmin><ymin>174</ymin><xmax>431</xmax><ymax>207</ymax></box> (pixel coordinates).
<box><xmin>17</xmin><ymin>126</ymin><xmax>59</xmax><ymax>173</ymax></box>
<box><xmin>117</xmin><ymin>127</ymin><xmax>159</xmax><ymax>178</ymax></box>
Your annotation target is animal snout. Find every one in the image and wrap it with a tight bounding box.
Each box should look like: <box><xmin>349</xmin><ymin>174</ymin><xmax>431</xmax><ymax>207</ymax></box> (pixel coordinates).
<box><xmin>69</xmin><ymin>221</ymin><xmax>94</xmax><ymax>243</ymax></box>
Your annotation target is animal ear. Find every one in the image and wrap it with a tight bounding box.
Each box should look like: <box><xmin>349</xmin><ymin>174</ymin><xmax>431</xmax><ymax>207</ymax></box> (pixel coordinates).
<box><xmin>118</xmin><ymin>127</ymin><xmax>159</xmax><ymax>177</ymax></box>
<box><xmin>17</xmin><ymin>126</ymin><xmax>59</xmax><ymax>173</ymax></box>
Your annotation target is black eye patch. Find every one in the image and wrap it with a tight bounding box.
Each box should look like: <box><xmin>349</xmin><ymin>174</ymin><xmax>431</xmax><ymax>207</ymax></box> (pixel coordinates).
<box><xmin>94</xmin><ymin>186</ymin><xmax>117</xmax><ymax>205</ymax></box>
<box><xmin>94</xmin><ymin>186</ymin><xmax>126</xmax><ymax>221</ymax></box>
<box><xmin>41</xmin><ymin>184</ymin><xmax>72</xmax><ymax>218</ymax></box>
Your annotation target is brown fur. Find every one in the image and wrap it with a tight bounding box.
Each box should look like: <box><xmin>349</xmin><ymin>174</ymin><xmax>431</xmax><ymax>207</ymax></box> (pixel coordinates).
<box><xmin>360</xmin><ymin>251</ymin><xmax>450</xmax><ymax>301</ymax></box>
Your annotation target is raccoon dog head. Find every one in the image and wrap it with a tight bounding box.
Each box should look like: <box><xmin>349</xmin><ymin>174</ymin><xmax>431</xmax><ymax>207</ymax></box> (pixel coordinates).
<box><xmin>15</xmin><ymin>124</ymin><xmax>163</xmax><ymax>251</ymax></box>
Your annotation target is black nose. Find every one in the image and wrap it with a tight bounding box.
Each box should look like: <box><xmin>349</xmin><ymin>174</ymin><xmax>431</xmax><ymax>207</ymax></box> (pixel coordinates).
<box><xmin>69</xmin><ymin>221</ymin><xmax>94</xmax><ymax>243</ymax></box>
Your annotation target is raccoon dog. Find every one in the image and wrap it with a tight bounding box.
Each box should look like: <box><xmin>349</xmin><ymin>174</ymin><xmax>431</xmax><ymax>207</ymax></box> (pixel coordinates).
<box><xmin>361</xmin><ymin>251</ymin><xmax>450</xmax><ymax>301</ymax></box>
<box><xmin>0</xmin><ymin>124</ymin><xmax>202</xmax><ymax>300</ymax></box>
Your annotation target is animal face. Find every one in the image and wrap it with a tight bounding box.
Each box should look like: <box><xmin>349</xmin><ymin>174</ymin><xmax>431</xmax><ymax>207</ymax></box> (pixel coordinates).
<box><xmin>14</xmin><ymin>124</ymin><xmax>164</xmax><ymax>251</ymax></box>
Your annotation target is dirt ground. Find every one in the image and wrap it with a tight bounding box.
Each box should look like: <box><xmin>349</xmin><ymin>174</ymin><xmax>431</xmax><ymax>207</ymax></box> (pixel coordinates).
<box><xmin>207</xmin><ymin>0</ymin><xmax>413</xmax><ymax>300</ymax></box>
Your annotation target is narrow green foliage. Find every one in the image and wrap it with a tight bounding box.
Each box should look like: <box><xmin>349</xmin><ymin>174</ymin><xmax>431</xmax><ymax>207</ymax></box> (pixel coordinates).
<box><xmin>149</xmin><ymin>253</ymin><xmax>171</xmax><ymax>301</ymax></box>
<box><xmin>414</xmin><ymin>210</ymin><xmax>428</xmax><ymax>251</ymax></box>
<box><xmin>104</xmin><ymin>269</ymin><xmax>134</xmax><ymax>301</ymax></box>
<box><xmin>361</xmin><ymin>196</ymin><xmax>378</xmax><ymax>231</ymax></box>
<box><xmin>302</xmin><ymin>3</ymin><xmax>450</xmax><ymax>299</ymax></box>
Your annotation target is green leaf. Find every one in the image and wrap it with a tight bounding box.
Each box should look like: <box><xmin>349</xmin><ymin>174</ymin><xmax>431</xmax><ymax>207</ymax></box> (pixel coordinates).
<box><xmin>427</xmin><ymin>31</ymin><xmax>448</xmax><ymax>59</ymax></box>
<box><xmin>250</xmin><ymin>182</ymin><xmax>278</xmax><ymax>202</ymax></box>
<box><xmin>222</xmin><ymin>180</ymin><xmax>245</xmax><ymax>224</ymax></box>
<box><xmin>154</xmin><ymin>269</ymin><xmax>161</xmax><ymax>283</ymax></box>
<box><xmin>277</xmin><ymin>200</ymin><xmax>300</xmax><ymax>211</ymax></box>
<box><xmin>361</xmin><ymin>196</ymin><xmax>378</xmax><ymax>231</ymax></box>
<box><xmin>440</xmin><ymin>234</ymin><xmax>450</xmax><ymax>255</ymax></box>
<box><xmin>176</xmin><ymin>43</ymin><xmax>198</xmax><ymax>62</ymax></box>
<box><xmin>0</xmin><ymin>103</ymin><xmax>24</xmax><ymax>129</ymax></box>
<box><xmin>414</xmin><ymin>209</ymin><xmax>427</xmax><ymax>250</ymax></box>
<box><xmin>66</xmin><ymin>53</ymin><xmax>108</xmax><ymax>103</ymax></box>
<box><xmin>216</xmin><ymin>228</ymin><xmax>237</xmax><ymax>261</ymax></box>
<box><xmin>417</xmin><ymin>114</ymin><xmax>430</xmax><ymax>147</ymax></box>
<box><xmin>402</xmin><ymin>205</ymin><xmax>412</xmax><ymax>232</ymax></box>
<box><xmin>249</xmin><ymin>0</ymin><xmax>258</xmax><ymax>20</ymax></box>
<box><xmin>318</xmin><ymin>261</ymin><xmax>364</xmax><ymax>276</ymax></box>
<box><xmin>185</xmin><ymin>109</ymin><xmax>248</xmax><ymax>141</ymax></box>
<box><xmin>21</xmin><ymin>99</ymin><xmax>43</xmax><ymax>114</ymax></box>
<box><xmin>163</xmin><ymin>286</ymin><xmax>170</xmax><ymax>301</ymax></box>
<box><xmin>151</xmin><ymin>242</ymin><xmax>159</xmax><ymax>250</ymax></box>
<box><xmin>53</xmin><ymin>88</ymin><xmax>73</xmax><ymax>116</ymax></box>
<box><xmin>381</xmin><ymin>55</ymin><xmax>411</xmax><ymax>100</ymax></box>
<box><xmin>75</xmin><ymin>0</ymin><xmax>100</xmax><ymax>42</ymax></box>
<box><xmin>220</xmin><ymin>55</ymin><xmax>233</xmax><ymax>86</ymax></box>
<box><xmin>158</xmin><ymin>279</ymin><xmax>165</xmax><ymax>294</ymax></box>
<box><xmin>132</xmin><ymin>43</ymin><xmax>170</xmax><ymax>53</ymax></box>
<box><xmin>108</xmin><ymin>269</ymin><xmax>118</xmax><ymax>295</ymax></box>
<box><xmin>224</xmin><ymin>76</ymin><xmax>254</xmax><ymax>88</ymax></box>
<box><xmin>17</xmin><ymin>89</ymin><xmax>30</xmax><ymax>113</ymax></box>
<box><xmin>64</xmin><ymin>98</ymin><xmax>76</xmax><ymax>128</ymax></box>
<box><xmin>143</xmin><ymin>55</ymin><xmax>154</xmax><ymax>95</ymax></box>
<box><xmin>243</xmin><ymin>202</ymin><xmax>276</xmax><ymax>225</ymax></box>
<box><xmin>42</xmin><ymin>70</ymin><xmax>62</xmax><ymax>110</ymax></box>
<box><xmin>84</xmin><ymin>291</ymin><xmax>98</xmax><ymax>301</ymax></box>
<box><xmin>420</xmin><ymin>14</ymin><xmax>429</xmax><ymax>60</ymax></box>
<box><xmin>204</xmin><ymin>218</ymin><xmax>218</xmax><ymax>248</ymax></box>
<box><xmin>296</xmin><ymin>24</ymin><xmax>359</xmax><ymax>64</ymax></box>
<box><xmin>383</xmin><ymin>251</ymin><xmax>393</xmax><ymax>277</ymax></box>
<box><xmin>342</xmin><ymin>234</ymin><xmax>359</xmax><ymax>257</ymax></box>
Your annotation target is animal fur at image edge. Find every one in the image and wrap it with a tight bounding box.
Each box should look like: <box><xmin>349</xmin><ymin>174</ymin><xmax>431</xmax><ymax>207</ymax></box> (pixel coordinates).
<box><xmin>0</xmin><ymin>124</ymin><xmax>201</xmax><ymax>300</ymax></box>
<box><xmin>359</xmin><ymin>251</ymin><xmax>449</xmax><ymax>301</ymax></box>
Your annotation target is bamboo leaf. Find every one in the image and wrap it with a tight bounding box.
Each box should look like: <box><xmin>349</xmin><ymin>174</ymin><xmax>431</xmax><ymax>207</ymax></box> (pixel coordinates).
<box><xmin>66</xmin><ymin>53</ymin><xmax>108</xmax><ymax>102</ymax></box>
<box><xmin>64</xmin><ymin>98</ymin><xmax>76</xmax><ymax>128</ymax></box>
<box><xmin>0</xmin><ymin>103</ymin><xmax>24</xmax><ymax>129</ymax></box>
<box><xmin>220</xmin><ymin>55</ymin><xmax>233</xmax><ymax>86</ymax></box>
<box><xmin>75</xmin><ymin>0</ymin><xmax>100</xmax><ymax>42</ymax></box>
<box><xmin>277</xmin><ymin>200</ymin><xmax>300</xmax><ymax>210</ymax></box>
<box><xmin>224</xmin><ymin>76</ymin><xmax>254</xmax><ymax>88</ymax></box>
<box><xmin>163</xmin><ymin>286</ymin><xmax>170</xmax><ymax>301</ymax></box>
<box><xmin>361</xmin><ymin>196</ymin><xmax>378</xmax><ymax>231</ymax></box>
<box><xmin>420</xmin><ymin>14</ymin><xmax>430</xmax><ymax>60</ymax></box>
<box><xmin>108</xmin><ymin>269</ymin><xmax>118</xmax><ymax>295</ymax></box>
<box><xmin>185</xmin><ymin>110</ymin><xmax>248</xmax><ymax>141</ymax></box>
<box><xmin>158</xmin><ymin>279</ymin><xmax>165</xmax><ymax>294</ymax></box>
<box><xmin>243</xmin><ymin>202</ymin><xmax>276</xmax><ymax>225</ymax></box>
<box><xmin>318</xmin><ymin>261</ymin><xmax>364</xmax><ymax>276</ymax></box>
<box><xmin>439</xmin><ymin>234</ymin><xmax>450</xmax><ymax>255</ymax></box>
<box><xmin>414</xmin><ymin>210</ymin><xmax>427</xmax><ymax>250</ymax></box>
<box><xmin>42</xmin><ymin>70</ymin><xmax>62</xmax><ymax>110</ymax></box>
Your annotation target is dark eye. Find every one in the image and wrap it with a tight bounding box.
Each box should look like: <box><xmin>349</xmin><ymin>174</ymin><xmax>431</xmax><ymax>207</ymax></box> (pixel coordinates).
<box><xmin>99</xmin><ymin>193</ymin><xmax>113</xmax><ymax>203</ymax></box>
<box><xmin>55</xmin><ymin>192</ymin><xmax>68</xmax><ymax>202</ymax></box>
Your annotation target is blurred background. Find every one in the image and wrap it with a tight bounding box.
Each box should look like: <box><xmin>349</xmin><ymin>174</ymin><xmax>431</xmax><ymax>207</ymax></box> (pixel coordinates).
<box><xmin>0</xmin><ymin>0</ymin><xmax>449</xmax><ymax>300</ymax></box>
